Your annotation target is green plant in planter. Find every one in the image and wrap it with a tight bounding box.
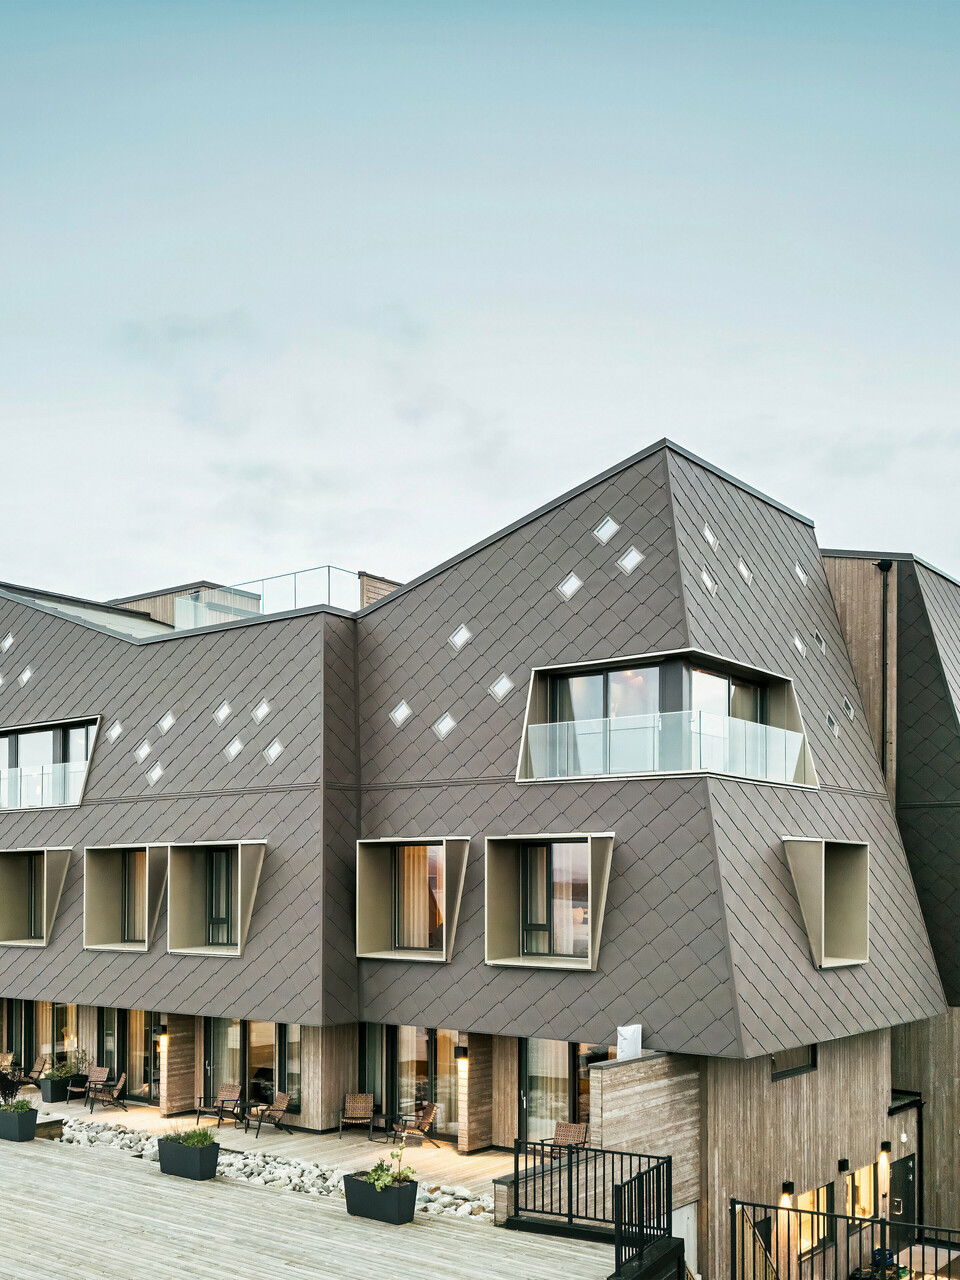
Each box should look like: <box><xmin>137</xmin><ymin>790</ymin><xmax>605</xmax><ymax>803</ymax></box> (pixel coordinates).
<box><xmin>363</xmin><ymin>1137</ymin><xmax>417</xmax><ymax>1191</ymax></box>
<box><xmin>44</xmin><ymin>1050</ymin><xmax>91</xmax><ymax>1081</ymax></box>
<box><xmin>163</xmin><ymin>1127</ymin><xmax>215</xmax><ymax>1147</ymax></box>
<box><xmin>0</xmin><ymin>1099</ymin><xmax>34</xmax><ymax>1114</ymax></box>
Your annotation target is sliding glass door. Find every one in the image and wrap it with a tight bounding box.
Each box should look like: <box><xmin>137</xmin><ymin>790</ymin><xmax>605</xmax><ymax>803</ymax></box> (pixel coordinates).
<box><xmin>394</xmin><ymin>1025</ymin><xmax>459</xmax><ymax>1140</ymax></box>
<box><xmin>520</xmin><ymin>1038</ymin><xmax>572</xmax><ymax>1142</ymax></box>
<box><xmin>127</xmin><ymin>1010</ymin><xmax>162</xmax><ymax>1101</ymax></box>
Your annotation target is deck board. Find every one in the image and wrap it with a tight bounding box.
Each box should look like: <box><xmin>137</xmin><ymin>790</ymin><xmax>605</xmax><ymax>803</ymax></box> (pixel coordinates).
<box><xmin>0</xmin><ymin>1140</ymin><xmax>614</xmax><ymax>1280</ymax></box>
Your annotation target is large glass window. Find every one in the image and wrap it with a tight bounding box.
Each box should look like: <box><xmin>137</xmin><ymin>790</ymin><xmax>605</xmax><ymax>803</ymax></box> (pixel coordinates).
<box><xmin>798</xmin><ymin>1184</ymin><xmax>834</xmax><ymax>1255</ymax></box>
<box><xmin>35</xmin><ymin>1001</ymin><xmax>52</xmax><ymax>1059</ymax></box>
<box><xmin>576</xmin><ymin>1043</ymin><xmax>616</xmax><ymax>1126</ymax></box>
<box><xmin>397</xmin><ymin>1025</ymin><xmax>429</xmax><ymax>1118</ymax></box>
<box><xmin>53</xmin><ymin>1004</ymin><xmax>78</xmax><ymax>1066</ymax></box>
<box><xmin>206</xmin><ymin>1016</ymin><xmax>242</xmax><ymax>1097</ymax></box>
<box><xmin>434</xmin><ymin>1029</ymin><xmax>458</xmax><ymax>1139</ymax></box>
<box><xmin>0</xmin><ymin>721</ymin><xmax>95</xmax><ymax>808</ymax></box>
<box><xmin>206</xmin><ymin>847</ymin><xmax>236</xmax><ymax>946</ymax></box>
<box><xmin>393</xmin><ymin>845</ymin><xmax>444</xmax><ymax>951</ymax></box>
<box><xmin>27</xmin><ymin>852</ymin><xmax>43</xmax><ymax>940</ymax></box>
<box><xmin>247</xmin><ymin>1021</ymin><xmax>275</xmax><ymax>1105</ymax></box>
<box><xmin>691</xmin><ymin>670</ymin><xmax>761</xmax><ymax>721</ymax></box>
<box><xmin>394</xmin><ymin>1025</ymin><xmax>457</xmax><ymax>1138</ymax></box>
<box><xmin>128</xmin><ymin>1010</ymin><xmax>161</xmax><ymax>1100</ymax></box>
<box><xmin>278</xmin><ymin>1024</ymin><xmax>301</xmax><ymax>1111</ymax></box>
<box><xmin>523</xmin><ymin>1038</ymin><xmax>571</xmax><ymax>1142</ymax></box>
<box><xmin>98</xmin><ymin>1008</ymin><xmax>119</xmax><ymax>1078</ymax></box>
<box><xmin>848</xmin><ymin>1165</ymin><xmax>876</xmax><ymax>1219</ymax></box>
<box><xmin>521</xmin><ymin>842</ymin><xmax>589</xmax><ymax>958</ymax></box>
<box><xmin>121</xmin><ymin>849</ymin><xmax>147</xmax><ymax>944</ymax></box>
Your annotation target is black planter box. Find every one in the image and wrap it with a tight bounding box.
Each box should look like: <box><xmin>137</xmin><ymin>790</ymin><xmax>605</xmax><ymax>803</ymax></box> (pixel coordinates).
<box><xmin>0</xmin><ymin>1108</ymin><xmax>37</xmax><ymax>1142</ymax></box>
<box><xmin>39</xmin><ymin>1078</ymin><xmax>70</xmax><ymax>1104</ymax></box>
<box><xmin>343</xmin><ymin>1174</ymin><xmax>419</xmax><ymax>1225</ymax></box>
<box><xmin>157</xmin><ymin>1138</ymin><xmax>220</xmax><ymax>1181</ymax></box>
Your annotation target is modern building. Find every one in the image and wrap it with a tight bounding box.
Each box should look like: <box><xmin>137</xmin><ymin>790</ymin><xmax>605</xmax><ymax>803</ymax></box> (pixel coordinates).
<box><xmin>0</xmin><ymin>440</ymin><xmax>950</xmax><ymax>1277</ymax></box>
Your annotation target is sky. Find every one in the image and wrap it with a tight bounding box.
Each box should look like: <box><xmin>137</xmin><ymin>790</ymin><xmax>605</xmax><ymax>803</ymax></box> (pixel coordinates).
<box><xmin>1</xmin><ymin>0</ymin><xmax>959</xmax><ymax>601</ymax></box>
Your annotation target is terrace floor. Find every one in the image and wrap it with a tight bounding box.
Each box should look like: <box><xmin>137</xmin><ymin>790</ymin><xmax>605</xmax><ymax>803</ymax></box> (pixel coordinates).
<box><xmin>0</xmin><ymin>1137</ymin><xmax>615</xmax><ymax>1280</ymax></box>
<box><xmin>32</xmin><ymin>1093</ymin><xmax>515</xmax><ymax>1196</ymax></box>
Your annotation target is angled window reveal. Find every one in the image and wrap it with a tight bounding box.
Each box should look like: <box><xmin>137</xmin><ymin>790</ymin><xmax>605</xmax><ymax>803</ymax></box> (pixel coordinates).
<box><xmin>517</xmin><ymin>649</ymin><xmax>818</xmax><ymax>787</ymax></box>
<box><xmin>167</xmin><ymin>841</ymin><xmax>265</xmax><ymax>957</ymax></box>
<box><xmin>485</xmin><ymin>832</ymin><xmax>613</xmax><ymax>972</ymax></box>
<box><xmin>0</xmin><ymin>718</ymin><xmax>98</xmax><ymax>810</ymax></box>
<box><xmin>0</xmin><ymin>848</ymin><xmax>71</xmax><ymax>947</ymax></box>
<box><xmin>784</xmin><ymin>837</ymin><xmax>869</xmax><ymax>968</ymax></box>
<box><xmin>83</xmin><ymin>845</ymin><xmax>168</xmax><ymax>952</ymax></box>
<box><xmin>356</xmin><ymin>837</ymin><xmax>469</xmax><ymax>962</ymax></box>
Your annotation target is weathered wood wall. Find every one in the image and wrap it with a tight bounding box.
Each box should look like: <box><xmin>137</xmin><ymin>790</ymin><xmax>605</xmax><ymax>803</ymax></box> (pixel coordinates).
<box><xmin>589</xmin><ymin>1052</ymin><xmax>701</xmax><ymax>1208</ymax></box>
<box><xmin>458</xmin><ymin>1032</ymin><xmax>492</xmax><ymax>1152</ymax></box>
<box><xmin>892</xmin><ymin>1011</ymin><xmax>960</xmax><ymax>1227</ymax></box>
<box><xmin>318</xmin><ymin>1023</ymin><xmax>358</xmax><ymax>1131</ymax></box>
<box><xmin>160</xmin><ymin>1013</ymin><xmax>197</xmax><ymax>1116</ymax></box>
<box><xmin>492</xmin><ymin>1035</ymin><xmax>518</xmax><ymax>1148</ymax></box>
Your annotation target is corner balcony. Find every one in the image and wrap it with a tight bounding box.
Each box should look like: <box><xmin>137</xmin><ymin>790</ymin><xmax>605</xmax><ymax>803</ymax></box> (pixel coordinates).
<box><xmin>0</xmin><ymin>762</ymin><xmax>88</xmax><ymax>810</ymax></box>
<box><xmin>521</xmin><ymin>710</ymin><xmax>814</xmax><ymax>786</ymax></box>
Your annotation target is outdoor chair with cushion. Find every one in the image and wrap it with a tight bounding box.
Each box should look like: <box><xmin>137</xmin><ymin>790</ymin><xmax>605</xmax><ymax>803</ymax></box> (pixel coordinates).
<box><xmin>89</xmin><ymin>1072</ymin><xmax>127</xmax><ymax>1113</ymax></box>
<box><xmin>393</xmin><ymin>1100</ymin><xmax>439</xmax><ymax>1147</ymax></box>
<box><xmin>338</xmin><ymin>1092</ymin><xmax>374</xmax><ymax>1139</ymax></box>
<box><xmin>23</xmin><ymin>1055</ymin><xmax>47</xmax><ymax>1087</ymax></box>
<box><xmin>196</xmin><ymin>1082</ymin><xmax>242</xmax><ymax>1129</ymax></box>
<box><xmin>244</xmin><ymin>1091</ymin><xmax>291</xmax><ymax>1138</ymax></box>
<box><xmin>67</xmin><ymin>1065</ymin><xmax>108</xmax><ymax>1104</ymax></box>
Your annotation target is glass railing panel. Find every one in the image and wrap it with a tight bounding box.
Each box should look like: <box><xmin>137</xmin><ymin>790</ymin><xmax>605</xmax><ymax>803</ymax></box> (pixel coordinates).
<box><xmin>525</xmin><ymin>711</ymin><xmax>810</xmax><ymax>784</ymax></box>
<box><xmin>0</xmin><ymin>761</ymin><xmax>88</xmax><ymax>809</ymax></box>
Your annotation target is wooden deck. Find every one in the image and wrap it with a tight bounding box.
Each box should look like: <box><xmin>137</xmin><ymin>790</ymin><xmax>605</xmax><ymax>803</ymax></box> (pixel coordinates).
<box><xmin>35</xmin><ymin>1096</ymin><xmax>513</xmax><ymax>1196</ymax></box>
<box><xmin>0</xmin><ymin>1138</ymin><xmax>615</xmax><ymax>1280</ymax></box>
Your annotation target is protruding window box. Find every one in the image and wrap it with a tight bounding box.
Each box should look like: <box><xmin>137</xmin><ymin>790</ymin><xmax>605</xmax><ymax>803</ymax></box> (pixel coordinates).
<box><xmin>83</xmin><ymin>845</ymin><xmax>169</xmax><ymax>951</ymax></box>
<box><xmin>167</xmin><ymin>841</ymin><xmax>265</xmax><ymax>957</ymax></box>
<box><xmin>484</xmin><ymin>832</ymin><xmax>614</xmax><ymax>972</ymax></box>
<box><xmin>0</xmin><ymin>848</ymin><xmax>71</xmax><ymax>947</ymax></box>
<box><xmin>784</xmin><ymin>837</ymin><xmax>870</xmax><ymax>968</ymax></box>
<box><xmin>355</xmin><ymin>837</ymin><xmax>469</xmax><ymax>962</ymax></box>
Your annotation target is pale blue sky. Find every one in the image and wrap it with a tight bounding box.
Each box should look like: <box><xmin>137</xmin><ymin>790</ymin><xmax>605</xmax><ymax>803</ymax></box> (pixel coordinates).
<box><xmin>2</xmin><ymin>1</ymin><xmax>959</xmax><ymax>597</ymax></box>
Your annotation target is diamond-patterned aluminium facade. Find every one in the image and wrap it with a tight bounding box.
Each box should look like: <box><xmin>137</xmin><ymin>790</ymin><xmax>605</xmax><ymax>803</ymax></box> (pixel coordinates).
<box><xmin>0</xmin><ymin>440</ymin><xmax>945</xmax><ymax>1059</ymax></box>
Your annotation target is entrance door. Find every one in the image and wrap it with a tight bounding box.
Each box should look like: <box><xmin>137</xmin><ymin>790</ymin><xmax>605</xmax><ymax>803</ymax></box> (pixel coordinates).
<box><xmin>395</xmin><ymin>1026</ymin><xmax>459</xmax><ymax>1140</ymax></box>
<box><xmin>889</xmin><ymin>1155</ymin><xmax>917</xmax><ymax>1254</ymax></box>
<box><xmin>127</xmin><ymin>1011</ymin><xmax>162</xmax><ymax>1102</ymax></box>
<box><xmin>520</xmin><ymin>1038</ymin><xmax>572</xmax><ymax>1142</ymax></box>
<box><xmin>204</xmin><ymin>1017</ymin><xmax>243</xmax><ymax>1101</ymax></box>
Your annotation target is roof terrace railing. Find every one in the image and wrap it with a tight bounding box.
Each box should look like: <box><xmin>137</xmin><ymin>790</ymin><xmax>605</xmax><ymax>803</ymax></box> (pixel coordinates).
<box><xmin>173</xmin><ymin>565</ymin><xmax>360</xmax><ymax>630</ymax></box>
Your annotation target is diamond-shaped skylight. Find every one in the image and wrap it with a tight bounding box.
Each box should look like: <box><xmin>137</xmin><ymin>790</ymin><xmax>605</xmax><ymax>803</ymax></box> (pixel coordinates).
<box><xmin>390</xmin><ymin>700</ymin><xmax>412</xmax><ymax>727</ymax></box>
<box><xmin>224</xmin><ymin>737</ymin><xmax>243</xmax><ymax>761</ymax></box>
<box><xmin>826</xmin><ymin>713</ymin><xmax>839</xmax><ymax>738</ymax></box>
<box><xmin>214</xmin><ymin>702</ymin><xmax>231</xmax><ymax>726</ymax></box>
<box><xmin>701</xmin><ymin>568</ymin><xmax>718</xmax><ymax>596</ymax></box>
<box><xmin>814</xmin><ymin>630</ymin><xmax>826</xmax><ymax>654</ymax></box>
<box><xmin>794</xmin><ymin>633</ymin><xmax>807</xmax><ymax>658</ymax></box>
<box><xmin>737</xmin><ymin>558</ymin><xmax>753</xmax><ymax>585</ymax></box>
<box><xmin>594</xmin><ymin>516</ymin><xmax>620</xmax><ymax>545</ymax></box>
<box><xmin>843</xmin><ymin>697</ymin><xmax>855</xmax><ymax>721</ymax></box>
<box><xmin>263</xmin><ymin>739</ymin><xmax>284</xmax><ymax>764</ymax></box>
<box><xmin>704</xmin><ymin>523</ymin><xmax>719</xmax><ymax>551</ymax></box>
<box><xmin>616</xmin><ymin>546</ymin><xmax>645</xmax><ymax>576</ymax></box>
<box><xmin>147</xmin><ymin>762</ymin><xmax>164</xmax><ymax>785</ymax></box>
<box><xmin>1</xmin><ymin>633</ymin><xmax>13</xmax><ymax>652</ymax></box>
<box><xmin>433</xmin><ymin>712</ymin><xmax>456</xmax><ymax>740</ymax></box>
<box><xmin>17</xmin><ymin>667</ymin><xmax>32</xmax><ymax>687</ymax></box>
<box><xmin>556</xmin><ymin>572</ymin><xmax>583</xmax><ymax>601</ymax></box>
<box><xmin>252</xmin><ymin>699</ymin><xmax>271</xmax><ymax>724</ymax></box>
<box><xmin>135</xmin><ymin>740</ymin><xmax>151</xmax><ymax>763</ymax></box>
<box><xmin>448</xmin><ymin>624</ymin><xmax>473</xmax><ymax>652</ymax></box>
<box><xmin>795</xmin><ymin>560</ymin><xmax>808</xmax><ymax>586</ymax></box>
<box><xmin>106</xmin><ymin>721</ymin><xmax>122</xmax><ymax>743</ymax></box>
<box><xmin>158</xmin><ymin>711</ymin><xmax>175</xmax><ymax>735</ymax></box>
<box><xmin>489</xmin><ymin>673</ymin><xmax>515</xmax><ymax>702</ymax></box>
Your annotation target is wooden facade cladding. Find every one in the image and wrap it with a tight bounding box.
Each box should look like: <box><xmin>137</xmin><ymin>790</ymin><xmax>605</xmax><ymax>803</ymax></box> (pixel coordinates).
<box><xmin>823</xmin><ymin>554</ymin><xmax>898</xmax><ymax>795</ymax></box>
<box><xmin>458</xmin><ymin>1032</ymin><xmax>493</xmax><ymax>1153</ymax></box>
<box><xmin>892</xmin><ymin>1011</ymin><xmax>960</xmax><ymax>1228</ymax></box>
<box><xmin>589</xmin><ymin>1052</ymin><xmax>701</xmax><ymax>1208</ymax></box>
<box><xmin>492</xmin><ymin>1035</ymin><xmax>519</xmax><ymax>1148</ymax></box>
<box><xmin>160</xmin><ymin>1013</ymin><xmax>196</xmax><ymax>1117</ymax></box>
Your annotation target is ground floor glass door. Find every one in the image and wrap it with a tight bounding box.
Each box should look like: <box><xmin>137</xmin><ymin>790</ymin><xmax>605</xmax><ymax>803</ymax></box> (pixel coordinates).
<box><xmin>127</xmin><ymin>1010</ymin><xmax>161</xmax><ymax>1101</ymax></box>
<box><xmin>4</xmin><ymin>999</ymin><xmax>34</xmax><ymax>1068</ymax></box>
<box><xmin>520</xmin><ymin>1038</ymin><xmax>572</xmax><ymax>1142</ymax></box>
<box><xmin>246</xmin><ymin>1021</ymin><xmax>275</xmax><ymax>1105</ymax></box>
<box><xmin>394</xmin><ymin>1025</ymin><xmax>459</xmax><ymax>1139</ymax></box>
<box><xmin>204</xmin><ymin>1017</ymin><xmax>243</xmax><ymax>1101</ymax></box>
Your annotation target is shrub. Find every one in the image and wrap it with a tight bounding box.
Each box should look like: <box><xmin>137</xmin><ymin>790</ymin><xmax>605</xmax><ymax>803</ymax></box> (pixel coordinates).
<box><xmin>0</xmin><ymin>1099</ymin><xmax>34</xmax><ymax>1114</ymax></box>
<box><xmin>164</xmin><ymin>1127</ymin><xmax>215</xmax><ymax>1147</ymax></box>
<box><xmin>363</xmin><ymin>1137</ymin><xmax>416</xmax><ymax>1191</ymax></box>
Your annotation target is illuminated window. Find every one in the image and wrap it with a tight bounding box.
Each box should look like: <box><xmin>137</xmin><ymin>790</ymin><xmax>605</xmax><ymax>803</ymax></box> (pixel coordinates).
<box><xmin>797</xmin><ymin>1183</ymin><xmax>834</xmax><ymax>1255</ymax></box>
<box><xmin>847</xmin><ymin>1165</ymin><xmax>875</xmax><ymax>1219</ymax></box>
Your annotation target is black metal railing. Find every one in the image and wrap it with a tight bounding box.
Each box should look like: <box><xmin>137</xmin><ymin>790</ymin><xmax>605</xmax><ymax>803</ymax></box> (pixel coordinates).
<box><xmin>512</xmin><ymin>1139</ymin><xmax>671</xmax><ymax>1242</ymax></box>
<box><xmin>731</xmin><ymin>1198</ymin><xmax>960</xmax><ymax>1280</ymax></box>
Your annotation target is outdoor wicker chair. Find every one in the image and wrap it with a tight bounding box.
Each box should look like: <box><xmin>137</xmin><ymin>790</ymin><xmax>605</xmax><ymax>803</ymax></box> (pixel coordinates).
<box><xmin>393</xmin><ymin>1100</ymin><xmax>439</xmax><ymax>1146</ymax></box>
<box><xmin>338</xmin><ymin>1092</ymin><xmax>374</xmax><ymax>1139</ymax></box>
<box><xmin>89</xmin><ymin>1072</ymin><xmax>127</xmax><ymax>1113</ymax></box>
<box><xmin>196</xmin><ymin>1082</ymin><xmax>242</xmax><ymax>1129</ymax></box>
<box><xmin>67</xmin><ymin>1065</ymin><xmax>108</xmax><ymax>1104</ymax></box>
<box><xmin>543</xmin><ymin>1121</ymin><xmax>588</xmax><ymax>1160</ymax></box>
<box><xmin>23</xmin><ymin>1055</ymin><xmax>48</xmax><ymax>1087</ymax></box>
<box><xmin>244</xmin><ymin>1091</ymin><xmax>291</xmax><ymax>1138</ymax></box>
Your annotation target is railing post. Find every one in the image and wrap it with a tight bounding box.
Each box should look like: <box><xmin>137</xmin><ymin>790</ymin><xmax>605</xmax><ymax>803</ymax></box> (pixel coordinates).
<box><xmin>513</xmin><ymin>1138</ymin><xmax>520</xmax><ymax>1217</ymax></box>
<box><xmin>666</xmin><ymin>1155</ymin><xmax>673</xmax><ymax>1231</ymax></box>
<box><xmin>614</xmin><ymin>1182</ymin><xmax>623</xmax><ymax>1273</ymax></box>
<box><xmin>567</xmin><ymin>1145</ymin><xmax>574</xmax><ymax>1227</ymax></box>
<box><xmin>879</xmin><ymin>1215</ymin><xmax>888</xmax><ymax>1280</ymax></box>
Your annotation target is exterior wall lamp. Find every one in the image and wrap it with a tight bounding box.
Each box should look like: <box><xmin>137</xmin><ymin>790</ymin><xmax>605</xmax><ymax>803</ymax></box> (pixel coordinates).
<box><xmin>454</xmin><ymin>1047</ymin><xmax>469</xmax><ymax>1060</ymax></box>
<box><xmin>780</xmin><ymin>1181</ymin><xmax>795</xmax><ymax>1208</ymax></box>
<box><xmin>838</xmin><ymin>1159</ymin><xmax>850</xmax><ymax>1172</ymax></box>
<box><xmin>880</xmin><ymin>1141</ymin><xmax>892</xmax><ymax>1153</ymax></box>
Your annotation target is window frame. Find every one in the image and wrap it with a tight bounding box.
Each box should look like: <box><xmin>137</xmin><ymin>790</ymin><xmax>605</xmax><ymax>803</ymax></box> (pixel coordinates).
<box><xmin>206</xmin><ymin>846</ymin><xmax>236</xmax><ymax>948</ymax></box>
<box><xmin>276</xmin><ymin>1023</ymin><xmax>301</xmax><ymax>1114</ymax></box>
<box><xmin>797</xmin><ymin>1182</ymin><xmax>835</xmax><ymax>1257</ymax></box>
<box><xmin>519</xmin><ymin>842</ymin><xmax>590</xmax><ymax>960</ymax></box>
<box><xmin>771</xmin><ymin>1044</ymin><xmax>818</xmax><ymax>1081</ymax></box>
<box><xmin>391</xmin><ymin>843</ymin><xmax>444</xmax><ymax>954</ymax></box>
<box><xmin>120</xmin><ymin>849</ymin><xmax>146</xmax><ymax>945</ymax></box>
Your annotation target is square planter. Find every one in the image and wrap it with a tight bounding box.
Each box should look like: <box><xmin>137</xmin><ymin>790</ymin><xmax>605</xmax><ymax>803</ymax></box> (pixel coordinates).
<box><xmin>157</xmin><ymin>1138</ymin><xmax>220</xmax><ymax>1181</ymax></box>
<box><xmin>0</xmin><ymin>1108</ymin><xmax>37</xmax><ymax>1142</ymax></box>
<box><xmin>39</xmin><ymin>1078</ymin><xmax>70</xmax><ymax>1104</ymax></box>
<box><xmin>343</xmin><ymin>1174</ymin><xmax>419</xmax><ymax>1225</ymax></box>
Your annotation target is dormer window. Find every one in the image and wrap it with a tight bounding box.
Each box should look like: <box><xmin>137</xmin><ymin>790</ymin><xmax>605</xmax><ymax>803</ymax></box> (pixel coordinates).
<box><xmin>0</xmin><ymin>719</ymin><xmax>97</xmax><ymax>809</ymax></box>
<box><xmin>394</xmin><ymin>844</ymin><xmax>444</xmax><ymax>952</ymax></box>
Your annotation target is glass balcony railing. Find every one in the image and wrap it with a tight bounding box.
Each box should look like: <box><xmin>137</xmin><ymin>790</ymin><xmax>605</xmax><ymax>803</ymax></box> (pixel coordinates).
<box><xmin>524</xmin><ymin>711</ymin><xmax>811</xmax><ymax>785</ymax></box>
<box><xmin>0</xmin><ymin>761</ymin><xmax>88</xmax><ymax>809</ymax></box>
<box><xmin>173</xmin><ymin>565</ymin><xmax>361</xmax><ymax>630</ymax></box>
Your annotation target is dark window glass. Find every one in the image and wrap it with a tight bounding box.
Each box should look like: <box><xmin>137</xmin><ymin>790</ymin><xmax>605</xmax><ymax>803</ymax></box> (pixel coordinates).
<box><xmin>771</xmin><ymin>1044</ymin><xmax>817</xmax><ymax>1080</ymax></box>
<box><xmin>27</xmin><ymin>853</ymin><xmax>43</xmax><ymax>940</ymax></box>
<box><xmin>393</xmin><ymin>845</ymin><xmax>444</xmax><ymax>951</ymax></box>
<box><xmin>206</xmin><ymin>847</ymin><xmax>236</xmax><ymax>946</ymax></box>
<box><xmin>121</xmin><ymin>849</ymin><xmax>146</xmax><ymax>944</ymax></box>
<box><xmin>278</xmin><ymin>1023</ymin><xmax>301</xmax><ymax>1111</ymax></box>
<box><xmin>521</xmin><ymin>842</ymin><xmax>589</xmax><ymax>958</ymax></box>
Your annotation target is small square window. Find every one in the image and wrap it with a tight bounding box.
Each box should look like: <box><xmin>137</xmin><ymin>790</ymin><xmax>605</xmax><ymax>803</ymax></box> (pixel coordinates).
<box><xmin>263</xmin><ymin>739</ymin><xmax>284</xmax><ymax>764</ymax></box>
<box><xmin>489</xmin><ymin>673</ymin><xmax>515</xmax><ymax>701</ymax></box>
<box><xmin>737</xmin><ymin>558</ymin><xmax>753</xmax><ymax>585</ymax></box>
<box><xmin>1</xmin><ymin>633</ymin><xmax>13</xmax><ymax>652</ymax></box>
<box><xmin>704</xmin><ymin>523</ymin><xmax>719</xmax><ymax>551</ymax></box>
<box><xmin>843</xmin><ymin>697</ymin><xmax>855</xmax><ymax>721</ymax></box>
<box><xmin>252</xmin><ymin>699</ymin><xmax>271</xmax><ymax>724</ymax></box>
<box><xmin>135</xmin><ymin>740</ymin><xmax>151</xmax><ymax>763</ymax></box>
<box><xmin>224</xmin><ymin>737</ymin><xmax>243</xmax><ymax>761</ymax></box>
<box><xmin>814</xmin><ymin>630</ymin><xmax>826</xmax><ymax>654</ymax></box>
<box><xmin>795</xmin><ymin>560</ymin><xmax>808</xmax><ymax>585</ymax></box>
<box><xmin>158</xmin><ymin>711</ymin><xmax>176</xmax><ymax>735</ymax></box>
<box><xmin>106</xmin><ymin>720</ymin><xmax>123</xmax><ymax>743</ymax></box>
<box><xmin>390</xmin><ymin>700</ymin><xmax>412</xmax><ymax>727</ymax></box>
<box><xmin>794</xmin><ymin>633</ymin><xmax>807</xmax><ymax>658</ymax></box>
<box><xmin>826</xmin><ymin>713</ymin><xmax>840</xmax><ymax>737</ymax></box>
<box><xmin>448</xmin><ymin>623</ymin><xmax>473</xmax><ymax>651</ymax></box>
<box><xmin>146</xmin><ymin>762</ymin><xmax>164</xmax><ymax>786</ymax></box>
<box><xmin>701</xmin><ymin>568</ymin><xmax>718</xmax><ymax>596</ymax></box>
<box><xmin>556</xmin><ymin>572</ymin><xmax>583</xmax><ymax>601</ymax></box>
<box><xmin>213</xmin><ymin>701</ymin><xmax>231</xmax><ymax>726</ymax></box>
<box><xmin>593</xmin><ymin>516</ymin><xmax>620</xmax><ymax>545</ymax></box>
<box><xmin>616</xmin><ymin>546</ymin><xmax>645</xmax><ymax>576</ymax></box>
<box><xmin>433</xmin><ymin>712</ymin><xmax>456</xmax><ymax>740</ymax></box>
<box><xmin>17</xmin><ymin>667</ymin><xmax>32</xmax><ymax>687</ymax></box>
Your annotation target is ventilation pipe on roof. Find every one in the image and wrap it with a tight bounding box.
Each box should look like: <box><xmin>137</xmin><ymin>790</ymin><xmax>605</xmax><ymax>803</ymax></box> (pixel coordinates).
<box><xmin>875</xmin><ymin>559</ymin><xmax>894</xmax><ymax>778</ymax></box>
